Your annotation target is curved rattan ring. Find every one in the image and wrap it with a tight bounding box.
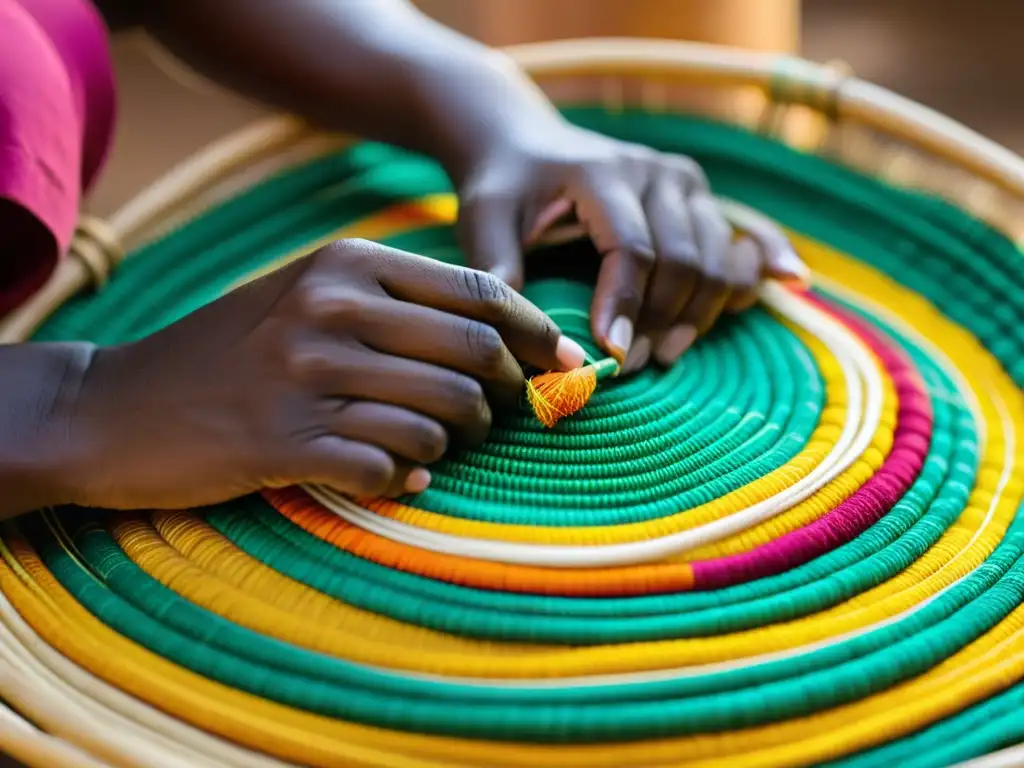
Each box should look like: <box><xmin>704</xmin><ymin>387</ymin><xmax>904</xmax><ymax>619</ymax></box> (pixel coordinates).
<box><xmin>0</xmin><ymin>38</ymin><xmax>1022</xmax><ymax>768</ymax></box>
<box><xmin>3</xmin><ymin>37</ymin><xmax>1023</xmax><ymax>343</ymax></box>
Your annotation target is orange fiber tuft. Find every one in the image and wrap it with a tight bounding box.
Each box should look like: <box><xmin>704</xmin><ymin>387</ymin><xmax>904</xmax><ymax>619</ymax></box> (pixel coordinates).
<box><xmin>526</xmin><ymin>366</ymin><xmax>598</xmax><ymax>428</ymax></box>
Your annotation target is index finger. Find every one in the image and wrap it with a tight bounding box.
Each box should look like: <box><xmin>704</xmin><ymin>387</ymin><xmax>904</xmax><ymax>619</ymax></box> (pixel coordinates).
<box><xmin>574</xmin><ymin>180</ymin><xmax>655</xmax><ymax>363</ymax></box>
<box><xmin>377</xmin><ymin>250</ymin><xmax>586</xmax><ymax>373</ymax></box>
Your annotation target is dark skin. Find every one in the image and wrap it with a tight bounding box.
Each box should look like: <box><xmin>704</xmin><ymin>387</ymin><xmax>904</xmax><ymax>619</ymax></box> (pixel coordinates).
<box><xmin>58</xmin><ymin>241</ymin><xmax>588</xmax><ymax>508</ymax></box>
<box><xmin>0</xmin><ymin>0</ymin><xmax>807</xmax><ymax>519</ymax></box>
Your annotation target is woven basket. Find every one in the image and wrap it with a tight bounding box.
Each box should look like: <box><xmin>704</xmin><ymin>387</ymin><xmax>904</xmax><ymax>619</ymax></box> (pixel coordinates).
<box><xmin>0</xmin><ymin>39</ymin><xmax>1022</xmax><ymax>768</ymax></box>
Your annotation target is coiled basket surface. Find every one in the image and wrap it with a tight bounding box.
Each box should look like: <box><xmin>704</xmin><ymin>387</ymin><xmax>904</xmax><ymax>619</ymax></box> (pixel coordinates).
<box><xmin>8</xmin><ymin>101</ymin><xmax>1024</xmax><ymax>768</ymax></box>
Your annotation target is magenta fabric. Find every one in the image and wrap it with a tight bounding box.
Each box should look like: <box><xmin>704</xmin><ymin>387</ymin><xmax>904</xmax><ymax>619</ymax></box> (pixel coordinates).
<box><xmin>690</xmin><ymin>294</ymin><xmax>933</xmax><ymax>589</ymax></box>
<box><xmin>0</xmin><ymin>0</ymin><xmax>115</xmax><ymax>315</ymax></box>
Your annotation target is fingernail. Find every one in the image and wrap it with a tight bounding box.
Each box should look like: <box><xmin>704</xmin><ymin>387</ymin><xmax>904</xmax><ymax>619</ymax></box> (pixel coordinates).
<box><xmin>776</xmin><ymin>248</ymin><xmax>811</xmax><ymax>283</ymax></box>
<box><xmin>556</xmin><ymin>335</ymin><xmax>587</xmax><ymax>370</ymax></box>
<box><xmin>654</xmin><ymin>324</ymin><xmax>697</xmax><ymax>366</ymax></box>
<box><xmin>606</xmin><ymin>316</ymin><xmax>634</xmax><ymax>363</ymax></box>
<box><xmin>404</xmin><ymin>468</ymin><xmax>432</xmax><ymax>494</ymax></box>
<box><xmin>622</xmin><ymin>336</ymin><xmax>651</xmax><ymax>374</ymax></box>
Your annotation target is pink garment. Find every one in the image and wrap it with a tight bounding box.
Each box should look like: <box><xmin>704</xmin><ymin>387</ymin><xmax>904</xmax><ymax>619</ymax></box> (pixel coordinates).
<box><xmin>0</xmin><ymin>0</ymin><xmax>116</xmax><ymax>315</ymax></box>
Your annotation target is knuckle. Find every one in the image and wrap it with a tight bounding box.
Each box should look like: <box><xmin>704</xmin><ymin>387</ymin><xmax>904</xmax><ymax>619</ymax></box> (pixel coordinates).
<box><xmin>669</xmin><ymin>156</ymin><xmax>709</xmax><ymax>189</ymax></box>
<box><xmin>706</xmin><ymin>212</ymin><xmax>734</xmax><ymax>245</ymax></box>
<box><xmin>310</xmin><ymin>238</ymin><xmax>391</xmax><ymax>282</ymax></box>
<box><xmin>450</xmin><ymin>375</ymin><xmax>489</xmax><ymax>422</ymax></box>
<box><xmin>283</xmin><ymin>345</ymin><xmax>335</xmax><ymax>385</ymax></box>
<box><xmin>412</xmin><ymin>420</ymin><xmax>448</xmax><ymax>463</ymax></box>
<box><xmin>461</xmin><ymin>269</ymin><xmax>514</xmax><ymax>319</ymax></box>
<box><xmin>353</xmin><ymin>457</ymin><xmax>395</xmax><ymax>496</ymax></box>
<box><xmin>311</xmin><ymin>239</ymin><xmax>354</xmax><ymax>268</ymax></box>
<box><xmin>625</xmin><ymin>143</ymin><xmax>659</xmax><ymax>164</ymax></box>
<box><xmin>457</xmin><ymin>375</ymin><xmax>488</xmax><ymax>411</ymax></box>
<box><xmin>465</xmin><ymin>322</ymin><xmax>507</xmax><ymax>373</ymax></box>
<box><xmin>285</xmin><ymin>281</ymin><xmax>322</xmax><ymax>318</ymax></box>
<box><xmin>300</xmin><ymin>285</ymin><xmax>363</xmax><ymax>324</ymax></box>
<box><xmin>325</xmin><ymin>237</ymin><xmax>376</xmax><ymax>260</ymax></box>
<box><xmin>698</xmin><ymin>255</ymin><xmax>730</xmax><ymax>286</ymax></box>
<box><xmin>325</xmin><ymin>290</ymin><xmax>363</xmax><ymax>322</ymax></box>
<box><xmin>572</xmin><ymin>160</ymin><xmax>613</xmax><ymax>188</ymax></box>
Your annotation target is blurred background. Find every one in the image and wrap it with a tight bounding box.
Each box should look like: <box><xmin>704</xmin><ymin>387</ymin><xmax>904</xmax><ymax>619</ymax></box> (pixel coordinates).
<box><xmin>86</xmin><ymin>0</ymin><xmax>1024</xmax><ymax>219</ymax></box>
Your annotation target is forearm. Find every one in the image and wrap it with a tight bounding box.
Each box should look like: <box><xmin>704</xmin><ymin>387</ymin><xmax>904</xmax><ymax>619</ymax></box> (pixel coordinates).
<box><xmin>0</xmin><ymin>343</ymin><xmax>95</xmax><ymax>518</ymax></box>
<box><xmin>139</xmin><ymin>0</ymin><xmax>561</xmax><ymax>183</ymax></box>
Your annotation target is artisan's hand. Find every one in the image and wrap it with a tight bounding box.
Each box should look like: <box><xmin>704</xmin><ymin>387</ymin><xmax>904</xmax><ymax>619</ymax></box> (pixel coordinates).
<box><xmin>131</xmin><ymin>0</ymin><xmax>804</xmax><ymax>371</ymax></box>
<box><xmin>61</xmin><ymin>240</ymin><xmax>585</xmax><ymax>511</ymax></box>
<box><xmin>457</xmin><ymin>120</ymin><xmax>809</xmax><ymax>371</ymax></box>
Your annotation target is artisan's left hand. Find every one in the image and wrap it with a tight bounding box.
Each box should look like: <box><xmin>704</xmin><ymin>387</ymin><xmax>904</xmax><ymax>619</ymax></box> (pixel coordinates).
<box><xmin>456</xmin><ymin>120</ymin><xmax>810</xmax><ymax>372</ymax></box>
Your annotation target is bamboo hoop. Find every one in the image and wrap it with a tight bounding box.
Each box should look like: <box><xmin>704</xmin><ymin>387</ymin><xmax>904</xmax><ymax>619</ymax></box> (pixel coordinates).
<box><xmin>5</xmin><ymin>37</ymin><xmax>1023</xmax><ymax>344</ymax></box>
<box><xmin>1</xmin><ymin>37</ymin><xmax>1023</xmax><ymax>767</ymax></box>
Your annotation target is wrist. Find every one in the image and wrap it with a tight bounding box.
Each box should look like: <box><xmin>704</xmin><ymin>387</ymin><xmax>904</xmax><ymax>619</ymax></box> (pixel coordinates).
<box><xmin>0</xmin><ymin>342</ymin><xmax>99</xmax><ymax>517</ymax></box>
<box><xmin>406</xmin><ymin>47</ymin><xmax>564</xmax><ymax>186</ymax></box>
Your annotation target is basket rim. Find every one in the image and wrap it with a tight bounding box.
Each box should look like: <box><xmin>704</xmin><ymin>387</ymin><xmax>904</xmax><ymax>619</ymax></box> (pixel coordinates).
<box><xmin>504</xmin><ymin>38</ymin><xmax>1024</xmax><ymax>198</ymax></box>
<box><xmin>2</xmin><ymin>36</ymin><xmax>1022</xmax><ymax>343</ymax></box>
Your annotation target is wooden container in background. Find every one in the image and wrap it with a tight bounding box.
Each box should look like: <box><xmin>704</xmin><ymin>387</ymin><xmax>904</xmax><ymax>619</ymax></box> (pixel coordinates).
<box><xmin>414</xmin><ymin>0</ymin><xmax>801</xmax><ymax>128</ymax></box>
<box><xmin>414</xmin><ymin>0</ymin><xmax>799</xmax><ymax>51</ymax></box>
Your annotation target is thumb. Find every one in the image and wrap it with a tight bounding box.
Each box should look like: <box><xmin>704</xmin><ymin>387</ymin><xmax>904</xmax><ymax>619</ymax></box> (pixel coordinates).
<box><xmin>457</xmin><ymin>194</ymin><xmax>525</xmax><ymax>290</ymax></box>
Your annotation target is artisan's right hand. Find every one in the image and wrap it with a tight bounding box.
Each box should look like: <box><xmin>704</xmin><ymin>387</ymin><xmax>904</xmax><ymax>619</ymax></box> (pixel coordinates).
<box><xmin>47</xmin><ymin>239</ymin><xmax>585</xmax><ymax>512</ymax></box>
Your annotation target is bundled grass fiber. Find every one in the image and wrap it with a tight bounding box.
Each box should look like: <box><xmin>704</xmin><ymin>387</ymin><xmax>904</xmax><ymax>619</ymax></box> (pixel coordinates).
<box><xmin>4</xmin><ymin>104</ymin><xmax>1023</xmax><ymax>768</ymax></box>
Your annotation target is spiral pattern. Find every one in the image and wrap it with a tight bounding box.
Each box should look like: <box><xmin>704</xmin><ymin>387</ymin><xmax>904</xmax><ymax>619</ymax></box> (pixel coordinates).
<box><xmin>6</xmin><ymin>107</ymin><xmax>1023</xmax><ymax>768</ymax></box>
